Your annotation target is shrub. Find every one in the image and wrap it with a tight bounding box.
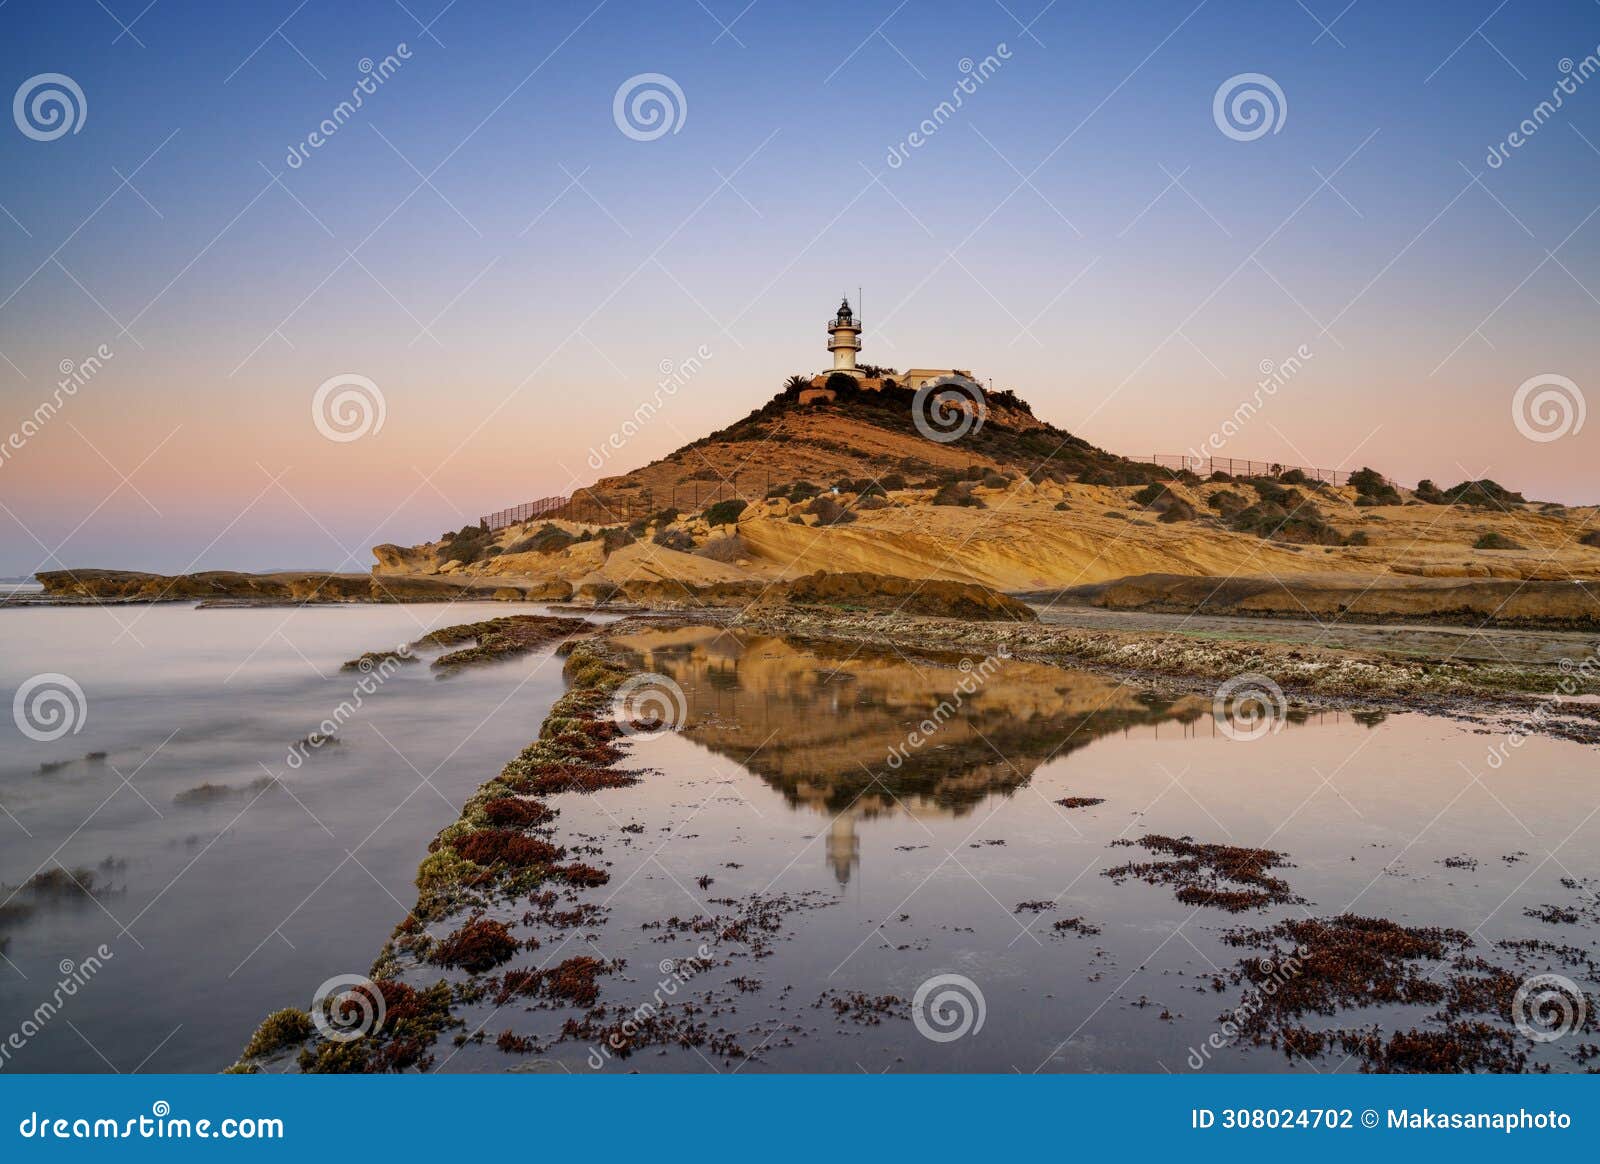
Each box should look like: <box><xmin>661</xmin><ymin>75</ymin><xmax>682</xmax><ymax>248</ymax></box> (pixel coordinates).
<box><xmin>1054</xmin><ymin>500</ymin><xmax>1072</xmax><ymax>511</ymax></box>
<box><xmin>652</xmin><ymin>527</ymin><xmax>695</xmax><ymax>552</ymax></box>
<box><xmin>1473</xmin><ymin>532</ymin><xmax>1525</xmax><ymax>550</ymax></box>
<box><xmin>506</xmin><ymin>524</ymin><xmax>577</xmax><ymax>555</ymax></box>
<box><xmin>1207</xmin><ymin>489</ymin><xmax>1247</xmax><ymax>518</ymax></box>
<box><xmin>1439</xmin><ymin>479</ymin><xmax>1526</xmax><ymax>507</ymax></box>
<box><xmin>1580</xmin><ymin>531</ymin><xmax>1600</xmax><ymax>548</ymax></box>
<box><xmin>807</xmin><ymin>496</ymin><xmax>857</xmax><ymax>525</ymax></box>
<box><xmin>980</xmin><ymin>472</ymin><xmax>1009</xmax><ymax>490</ymax></box>
<box><xmin>1350</xmin><ymin>467</ymin><xmax>1402</xmax><ymax>506</ymax></box>
<box><xmin>1132</xmin><ymin>482</ymin><xmax>1168</xmax><ymax>508</ymax></box>
<box><xmin>701</xmin><ymin>499</ymin><xmax>748</xmax><ymax>527</ymax></box>
<box><xmin>1231</xmin><ymin>500</ymin><xmax>1342</xmax><ymax>545</ymax></box>
<box><xmin>627</xmin><ymin>507</ymin><xmax>679</xmax><ymax>535</ymax></box>
<box><xmin>438</xmin><ymin>523</ymin><xmax>496</xmax><ymax>564</ymax></box>
<box><xmin>697</xmin><ymin>533</ymin><xmax>746</xmax><ymax>562</ymax></box>
<box><xmin>1413</xmin><ymin>479</ymin><xmax>1445</xmax><ymax>504</ymax></box>
<box><xmin>1345</xmin><ymin>530</ymin><xmax>1369</xmax><ymax>546</ymax></box>
<box><xmin>879</xmin><ymin>472</ymin><xmax>907</xmax><ymax>491</ymax></box>
<box><xmin>932</xmin><ymin>482</ymin><xmax>985</xmax><ymax>508</ymax></box>
<box><xmin>1279</xmin><ymin>468</ymin><xmax>1308</xmax><ymax>485</ymax></box>
<box><xmin>1158</xmin><ymin>498</ymin><xmax>1196</xmax><ymax>523</ymax></box>
<box><xmin>789</xmin><ymin>481</ymin><xmax>821</xmax><ymax>502</ymax></box>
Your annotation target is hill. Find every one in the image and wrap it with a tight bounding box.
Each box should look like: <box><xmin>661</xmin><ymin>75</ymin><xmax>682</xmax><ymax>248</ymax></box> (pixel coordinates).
<box><xmin>371</xmin><ymin>379</ymin><xmax>1600</xmax><ymax>626</ymax></box>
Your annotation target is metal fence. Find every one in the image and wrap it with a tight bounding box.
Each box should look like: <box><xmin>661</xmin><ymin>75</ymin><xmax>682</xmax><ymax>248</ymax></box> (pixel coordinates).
<box><xmin>1147</xmin><ymin>455</ymin><xmax>1375</xmax><ymax>487</ymax></box>
<box><xmin>481</xmin><ymin>495</ymin><xmax>570</xmax><ymax>531</ymax></box>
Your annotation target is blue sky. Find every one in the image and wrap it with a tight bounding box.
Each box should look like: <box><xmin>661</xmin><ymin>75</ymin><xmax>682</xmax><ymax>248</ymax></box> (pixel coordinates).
<box><xmin>2</xmin><ymin>0</ymin><xmax>1598</xmax><ymax>571</ymax></box>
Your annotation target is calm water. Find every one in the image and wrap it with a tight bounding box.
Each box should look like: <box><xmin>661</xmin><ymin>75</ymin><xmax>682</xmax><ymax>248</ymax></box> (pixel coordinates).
<box><xmin>426</xmin><ymin>627</ymin><xmax>1600</xmax><ymax>1073</ymax></box>
<box><xmin>0</xmin><ymin>602</ymin><xmax>585</xmax><ymax>1072</ymax></box>
<box><xmin>5</xmin><ymin>613</ymin><xmax>1597</xmax><ymax>1074</ymax></box>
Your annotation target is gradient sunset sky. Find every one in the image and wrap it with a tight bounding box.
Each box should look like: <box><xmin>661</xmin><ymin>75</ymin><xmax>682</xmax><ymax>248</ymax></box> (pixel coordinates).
<box><xmin>2</xmin><ymin>0</ymin><xmax>1597</xmax><ymax>574</ymax></box>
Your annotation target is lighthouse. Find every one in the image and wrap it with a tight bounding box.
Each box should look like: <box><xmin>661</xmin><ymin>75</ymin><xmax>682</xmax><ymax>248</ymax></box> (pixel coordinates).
<box><xmin>826</xmin><ymin>297</ymin><xmax>864</xmax><ymax>378</ymax></box>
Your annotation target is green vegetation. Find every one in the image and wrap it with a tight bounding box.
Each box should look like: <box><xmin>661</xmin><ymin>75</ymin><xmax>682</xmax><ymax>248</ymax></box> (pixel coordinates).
<box><xmin>505</xmin><ymin>523</ymin><xmax>574</xmax><ymax>555</ymax></box>
<box><xmin>1473</xmin><ymin>532</ymin><xmax>1526</xmax><ymax>550</ymax></box>
<box><xmin>701</xmin><ymin>498</ymin><xmax>748</xmax><ymax>527</ymax></box>
<box><xmin>1349</xmin><ymin>467</ymin><xmax>1402</xmax><ymax>507</ymax></box>
<box><xmin>932</xmin><ymin>482</ymin><xmax>985</xmax><ymax>508</ymax></box>
<box><xmin>437</xmin><ymin>522</ymin><xmax>496</xmax><ymax>564</ymax></box>
<box><xmin>240</xmin><ymin>1008</ymin><xmax>313</xmax><ymax>1060</ymax></box>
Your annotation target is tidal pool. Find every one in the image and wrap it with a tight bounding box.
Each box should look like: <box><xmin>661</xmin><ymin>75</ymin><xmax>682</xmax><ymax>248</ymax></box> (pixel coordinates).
<box><xmin>424</xmin><ymin>626</ymin><xmax>1599</xmax><ymax>1074</ymax></box>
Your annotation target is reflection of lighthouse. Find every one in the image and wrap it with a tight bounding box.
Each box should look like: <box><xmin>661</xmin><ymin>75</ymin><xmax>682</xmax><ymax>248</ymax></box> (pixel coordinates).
<box><xmin>826</xmin><ymin>812</ymin><xmax>861</xmax><ymax>884</ymax></box>
<box><xmin>826</xmin><ymin>297</ymin><xmax>863</xmax><ymax>379</ymax></box>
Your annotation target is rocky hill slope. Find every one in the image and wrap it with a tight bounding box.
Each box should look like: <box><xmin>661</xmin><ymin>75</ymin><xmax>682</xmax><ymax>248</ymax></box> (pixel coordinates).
<box><xmin>372</xmin><ymin>380</ymin><xmax>1600</xmax><ymax>625</ymax></box>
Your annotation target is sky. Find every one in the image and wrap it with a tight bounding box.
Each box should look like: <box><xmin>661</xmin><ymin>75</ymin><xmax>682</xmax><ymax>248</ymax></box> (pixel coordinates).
<box><xmin>1</xmin><ymin>0</ymin><xmax>1597</xmax><ymax>574</ymax></box>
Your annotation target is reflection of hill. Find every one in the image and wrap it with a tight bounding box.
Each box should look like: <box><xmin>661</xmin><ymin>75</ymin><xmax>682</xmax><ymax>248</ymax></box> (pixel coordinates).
<box><xmin>616</xmin><ymin>624</ymin><xmax>1215</xmax><ymax>801</ymax></box>
<box><xmin>612</xmin><ymin>628</ymin><xmax>1345</xmax><ymax>883</ymax></box>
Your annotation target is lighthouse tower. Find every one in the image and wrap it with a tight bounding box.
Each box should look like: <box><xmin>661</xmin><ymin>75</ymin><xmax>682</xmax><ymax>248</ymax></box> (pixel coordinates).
<box><xmin>826</xmin><ymin>297</ymin><xmax>864</xmax><ymax>378</ymax></box>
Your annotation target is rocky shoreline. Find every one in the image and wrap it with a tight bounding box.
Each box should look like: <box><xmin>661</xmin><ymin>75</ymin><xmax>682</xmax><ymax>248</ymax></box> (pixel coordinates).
<box><xmin>734</xmin><ymin>607</ymin><xmax>1600</xmax><ymax>745</ymax></box>
<box><xmin>229</xmin><ymin>612</ymin><xmax>1600</xmax><ymax>1074</ymax></box>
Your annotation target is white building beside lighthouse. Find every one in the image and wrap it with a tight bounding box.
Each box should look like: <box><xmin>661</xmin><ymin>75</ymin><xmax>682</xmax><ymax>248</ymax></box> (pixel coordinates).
<box><xmin>800</xmin><ymin>293</ymin><xmax>967</xmax><ymax>402</ymax></box>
